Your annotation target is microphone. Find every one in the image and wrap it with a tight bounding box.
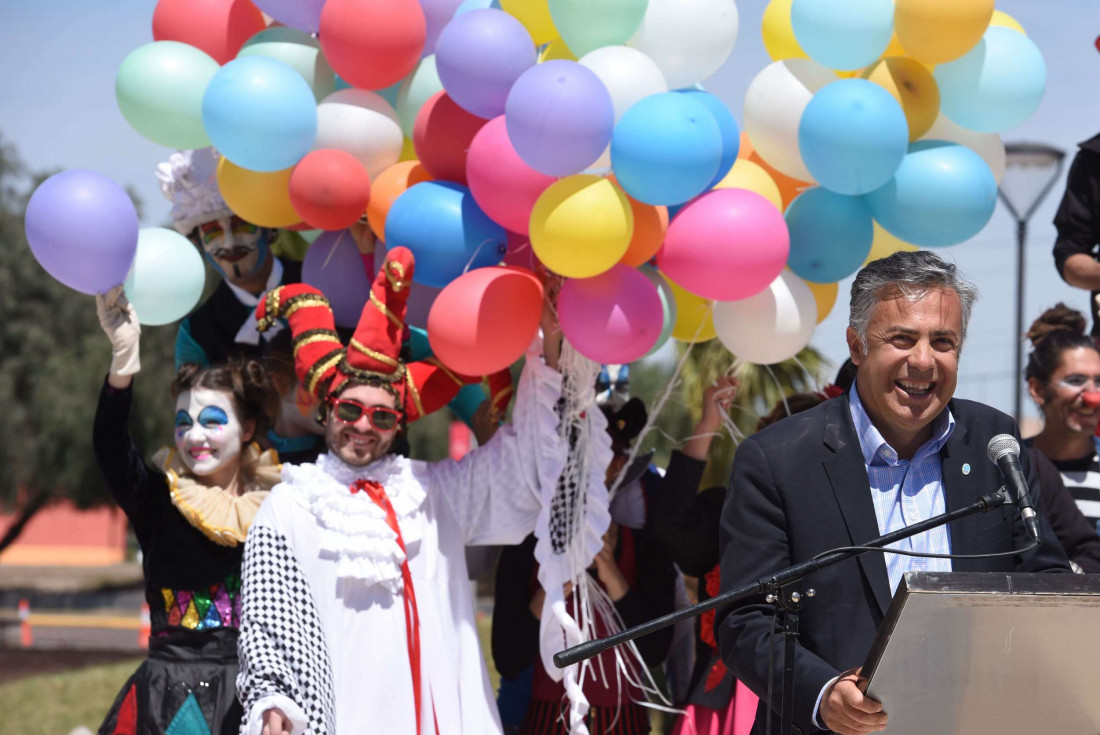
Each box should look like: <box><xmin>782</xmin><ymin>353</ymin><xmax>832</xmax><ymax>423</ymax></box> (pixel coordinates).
<box><xmin>986</xmin><ymin>434</ymin><xmax>1040</xmax><ymax>541</ymax></box>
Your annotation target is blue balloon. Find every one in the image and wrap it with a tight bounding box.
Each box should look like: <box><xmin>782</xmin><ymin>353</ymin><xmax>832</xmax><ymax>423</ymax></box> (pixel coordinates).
<box><xmin>678</xmin><ymin>90</ymin><xmax>740</xmax><ymax>189</ymax></box>
<box><xmin>202</xmin><ymin>56</ymin><xmax>317</xmax><ymax>172</ymax></box>
<box><xmin>864</xmin><ymin>141</ymin><xmax>997</xmax><ymax>248</ymax></box>
<box><xmin>611</xmin><ymin>92</ymin><xmax>724</xmax><ymax>206</ymax></box>
<box><xmin>785</xmin><ymin>188</ymin><xmax>872</xmax><ymax>283</ymax></box>
<box><xmin>934</xmin><ymin>27</ymin><xmax>1046</xmax><ymax>134</ymax></box>
<box><xmin>385</xmin><ymin>181</ymin><xmax>508</xmax><ymax>288</ymax></box>
<box><xmin>799</xmin><ymin>79</ymin><xmax>909</xmax><ymax>195</ymax></box>
<box><xmin>791</xmin><ymin>0</ymin><xmax>893</xmax><ymax>71</ymax></box>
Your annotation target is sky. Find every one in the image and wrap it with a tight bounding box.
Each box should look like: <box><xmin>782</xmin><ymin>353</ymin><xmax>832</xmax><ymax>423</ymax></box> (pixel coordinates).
<box><xmin>1</xmin><ymin>0</ymin><xmax>1099</xmax><ymax>424</ymax></box>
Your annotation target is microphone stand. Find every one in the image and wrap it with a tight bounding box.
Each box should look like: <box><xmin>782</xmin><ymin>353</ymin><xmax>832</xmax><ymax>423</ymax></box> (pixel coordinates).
<box><xmin>554</xmin><ymin>489</ymin><xmax>1012</xmax><ymax>735</ymax></box>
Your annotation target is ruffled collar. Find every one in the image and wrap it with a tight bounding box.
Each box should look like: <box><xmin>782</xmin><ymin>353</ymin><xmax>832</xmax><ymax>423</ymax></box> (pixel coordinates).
<box><xmin>280</xmin><ymin>452</ymin><xmax>426</xmax><ymax>593</ymax></box>
<box><xmin>153</xmin><ymin>444</ymin><xmax>281</xmax><ymax>547</ymax></box>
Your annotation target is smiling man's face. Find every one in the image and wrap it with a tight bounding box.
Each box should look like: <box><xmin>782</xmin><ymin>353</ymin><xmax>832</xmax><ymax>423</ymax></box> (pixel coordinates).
<box><xmin>847</xmin><ymin>286</ymin><xmax>962</xmax><ymax>456</ymax></box>
<box><xmin>324</xmin><ymin>383</ymin><xmax>401</xmax><ymax>467</ymax></box>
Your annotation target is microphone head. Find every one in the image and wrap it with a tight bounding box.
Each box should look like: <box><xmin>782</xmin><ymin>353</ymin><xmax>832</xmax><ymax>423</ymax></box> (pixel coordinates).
<box><xmin>987</xmin><ymin>433</ymin><xmax>1021</xmax><ymax>464</ymax></box>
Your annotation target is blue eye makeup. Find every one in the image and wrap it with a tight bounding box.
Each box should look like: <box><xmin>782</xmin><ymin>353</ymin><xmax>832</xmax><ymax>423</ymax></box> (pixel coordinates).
<box><xmin>175</xmin><ymin>410</ymin><xmax>194</xmax><ymax>430</ymax></box>
<box><xmin>198</xmin><ymin>406</ymin><xmax>230</xmax><ymax>428</ymax></box>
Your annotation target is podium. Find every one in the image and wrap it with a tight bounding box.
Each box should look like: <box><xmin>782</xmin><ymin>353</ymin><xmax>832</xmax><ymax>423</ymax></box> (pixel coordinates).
<box><xmin>863</xmin><ymin>572</ymin><xmax>1100</xmax><ymax>735</ymax></box>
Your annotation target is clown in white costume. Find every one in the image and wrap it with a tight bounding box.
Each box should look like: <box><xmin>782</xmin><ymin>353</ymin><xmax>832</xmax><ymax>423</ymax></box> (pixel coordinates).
<box><xmin>236</xmin><ymin>247</ymin><xmax>606</xmax><ymax>734</ymax></box>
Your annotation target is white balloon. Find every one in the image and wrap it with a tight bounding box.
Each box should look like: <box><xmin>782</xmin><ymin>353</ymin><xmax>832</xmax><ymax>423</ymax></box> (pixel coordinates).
<box><xmin>626</xmin><ymin>0</ymin><xmax>739</xmax><ymax>90</ymax></box>
<box><xmin>315</xmin><ymin>89</ymin><xmax>403</xmax><ymax>180</ymax></box>
<box><xmin>580</xmin><ymin>46</ymin><xmax>668</xmax><ymax>170</ymax></box>
<box><xmin>743</xmin><ymin>58</ymin><xmax>835</xmax><ymax>183</ymax></box>
<box><xmin>395</xmin><ymin>56</ymin><xmax>443</xmax><ymax>139</ymax></box>
<box><xmin>713</xmin><ymin>270</ymin><xmax>817</xmax><ymax>365</ymax></box>
<box><xmin>920</xmin><ymin>112</ymin><xmax>1006</xmax><ymax>185</ymax></box>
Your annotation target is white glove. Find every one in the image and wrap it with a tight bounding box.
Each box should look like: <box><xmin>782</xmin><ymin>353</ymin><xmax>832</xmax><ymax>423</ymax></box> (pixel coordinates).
<box><xmin>96</xmin><ymin>286</ymin><xmax>141</xmax><ymax>376</ymax></box>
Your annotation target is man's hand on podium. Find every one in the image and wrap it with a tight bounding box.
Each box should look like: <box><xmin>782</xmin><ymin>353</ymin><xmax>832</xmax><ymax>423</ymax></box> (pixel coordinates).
<box><xmin>821</xmin><ymin>668</ymin><xmax>888</xmax><ymax>734</ymax></box>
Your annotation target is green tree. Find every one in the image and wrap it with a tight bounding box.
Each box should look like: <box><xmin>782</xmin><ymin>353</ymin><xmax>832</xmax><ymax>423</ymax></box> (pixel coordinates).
<box><xmin>0</xmin><ymin>134</ymin><xmax>177</xmax><ymax>554</ymax></box>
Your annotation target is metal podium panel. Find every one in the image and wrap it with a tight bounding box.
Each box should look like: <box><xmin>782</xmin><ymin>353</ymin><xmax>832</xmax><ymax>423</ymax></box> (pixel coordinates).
<box><xmin>863</xmin><ymin>572</ymin><xmax>1100</xmax><ymax>735</ymax></box>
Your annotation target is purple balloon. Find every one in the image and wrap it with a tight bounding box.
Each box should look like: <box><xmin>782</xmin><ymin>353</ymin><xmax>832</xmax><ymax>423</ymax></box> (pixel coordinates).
<box><xmin>436</xmin><ymin>9</ymin><xmax>536</xmax><ymax>119</ymax></box>
<box><xmin>405</xmin><ymin>281</ymin><xmax>443</xmax><ymax>328</ymax></box>
<box><xmin>420</xmin><ymin>0</ymin><xmax>469</xmax><ymax>56</ymax></box>
<box><xmin>301</xmin><ymin>229</ymin><xmax>373</xmax><ymax>328</ymax></box>
<box><xmin>252</xmin><ymin>0</ymin><xmax>326</xmax><ymax>33</ymax></box>
<box><xmin>505</xmin><ymin>60</ymin><xmax>614</xmax><ymax>177</ymax></box>
<box><xmin>24</xmin><ymin>170</ymin><xmax>138</xmax><ymax>295</ymax></box>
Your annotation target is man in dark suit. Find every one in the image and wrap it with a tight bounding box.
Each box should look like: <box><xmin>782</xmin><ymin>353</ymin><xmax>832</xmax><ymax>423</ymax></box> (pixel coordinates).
<box><xmin>717</xmin><ymin>251</ymin><xmax>1070</xmax><ymax>735</ymax></box>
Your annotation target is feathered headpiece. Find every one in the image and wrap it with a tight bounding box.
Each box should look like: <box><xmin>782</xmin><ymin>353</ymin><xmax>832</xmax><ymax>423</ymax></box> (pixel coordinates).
<box><xmin>256</xmin><ymin>246</ymin><xmax>511</xmax><ymax>423</ymax></box>
<box><xmin>155</xmin><ymin>148</ymin><xmax>234</xmax><ymax>235</ymax></box>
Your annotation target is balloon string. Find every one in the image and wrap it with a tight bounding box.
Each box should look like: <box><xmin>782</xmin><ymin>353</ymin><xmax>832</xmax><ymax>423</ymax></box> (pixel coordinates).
<box><xmin>763</xmin><ymin>364</ymin><xmax>791</xmax><ymax>418</ymax></box>
<box><xmin>322</xmin><ymin>230</ymin><xmax>347</xmax><ymax>270</ymax></box>
<box><xmin>462</xmin><ymin>237</ymin><xmax>497</xmax><ymax>276</ymax></box>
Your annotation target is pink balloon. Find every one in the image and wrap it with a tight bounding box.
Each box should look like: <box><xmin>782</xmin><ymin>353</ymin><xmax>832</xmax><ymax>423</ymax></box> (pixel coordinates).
<box><xmin>503</xmin><ymin>230</ymin><xmax>543</xmax><ymax>270</ymax></box>
<box><xmin>558</xmin><ymin>265</ymin><xmax>664</xmax><ymax>364</ymax></box>
<box><xmin>428</xmin><ymin>266</ymin><xmax>543</xmax><ymax>375</ymax></box>
<box><xmin>658</xmin><ymin>188</ymin><xmax>790</xmax><ymax>302</ymax></box>
<box><xmin>467</xmin><ymin>116</ymin><xmax>556</xmax><ymax>235</ymax></box>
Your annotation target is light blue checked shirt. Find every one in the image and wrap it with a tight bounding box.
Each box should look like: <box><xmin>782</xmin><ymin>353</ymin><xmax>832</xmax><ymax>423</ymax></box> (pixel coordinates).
<box><xmin>848</xmin><ymin>386</ymin><xmax>956</xmax><ymax>594</ymax></box>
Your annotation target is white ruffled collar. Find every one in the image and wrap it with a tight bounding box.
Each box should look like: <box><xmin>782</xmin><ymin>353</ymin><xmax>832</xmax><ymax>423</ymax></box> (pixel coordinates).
<box><xmin>280</xmin><ymin>452</ymin><xmax>426</xmax><ymax>593</ymax></box>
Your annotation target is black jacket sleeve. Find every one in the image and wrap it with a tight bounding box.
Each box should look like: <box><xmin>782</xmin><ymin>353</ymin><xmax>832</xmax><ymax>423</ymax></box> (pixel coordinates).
<box><xmin>92</xmin><ymin>378</ymin><xmax>154</xmax><ymax>543</ymax></box>
<box><xmin>491</xmin><ymin>535</ymin><xmax>541</xmax><ymax>681</ymax></box>
<box><xmin>1053</xmin><ymin>146</ymin><xmax>1100</xmax><ymax>278</ymax></box>
<box><xmin>1028</xmin><ymin>446</ymin><xmax>1100</xmax><ymax>573</ymax></box>
<box><xmin>647</xmin><ymin>451</ymin><xmax>726</xmax><ymax>577</ymax></box>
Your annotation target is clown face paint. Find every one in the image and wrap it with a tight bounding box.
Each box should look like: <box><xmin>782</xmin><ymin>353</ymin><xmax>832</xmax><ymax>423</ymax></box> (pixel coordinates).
<box><xmin>174</xmin><ymin>388</ymin><xmax>249</xmax><ymax>483</ymax></box>
<box><xmin>195</xmin><ymin>215</ymin><xmax>270</xmax><ymax>282</ymax></box>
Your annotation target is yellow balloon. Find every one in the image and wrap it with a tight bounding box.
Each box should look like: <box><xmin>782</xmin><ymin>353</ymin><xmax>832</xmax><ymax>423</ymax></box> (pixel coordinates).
<box><xmin>501</xmin><ymin>0</ymin><xmax>557</xmax><ymax>45</ymax></box>
<box><xmin>802</xmin><ymin>277</ymin><xmax>838</xmax><ymax>324</ymax></box>
<box><xmin>864</xmin><ymin>221</ymin><xmax>919</xmax><ymax>266</ymax></box>
<box><xmin>861</xmin><ymin>57</ymin><xmax>940</xmax><ymax>141</ymax></box>
<box><xmin>761</xmin><ymin>0</ymin><xmax>807</xmax><ymax>61</ymax></box>
<box><xmin>539</xmin><ymin>37</ymin><xmax>577</xmax><ymax>62</ymax></box>
<box><xmin>895</xmin><ymin>0</ymin><xmax>994</xmax><ymax>65</ymax></box>
<box><xmin>714</xmin><ymin>159</ymin><xmax>783</xmax><ymax>212</ymax></box>
<box><xmin>667</xmin><ymin>277</ymin><xmax>716</xmax><ymax>342</ymax></box>
<box><xmin>530</xmin><ymin>175</ymin><xmax>633</xmax><ymax>278</ymax></box>
<box><xmin>399</xmin><ymin>137</ymin><xmax>416</xmax><ymax>162</ymax></box>
<box><xmin>989</xmin><ymin>9</ymin><xmax>1025</xmax><ymax>35</ymax></box>
<box><xmin>215</xmin><ymin>157</ymin><xmax>298</xmax><ymax>228</ymax></box>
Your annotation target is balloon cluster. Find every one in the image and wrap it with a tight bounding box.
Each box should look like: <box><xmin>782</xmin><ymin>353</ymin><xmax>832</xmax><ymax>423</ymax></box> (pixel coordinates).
<box><xmin>22</xmin><ymin>0</ymin><xmax>1045</xmax><ymax>368</ymax></box>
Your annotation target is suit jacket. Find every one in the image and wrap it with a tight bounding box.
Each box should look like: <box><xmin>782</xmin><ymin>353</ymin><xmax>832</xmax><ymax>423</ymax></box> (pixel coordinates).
<box><xmin>716</xmin><ymin>393</ymin><xmax>1070</xmax><ymax>734</ymax></box>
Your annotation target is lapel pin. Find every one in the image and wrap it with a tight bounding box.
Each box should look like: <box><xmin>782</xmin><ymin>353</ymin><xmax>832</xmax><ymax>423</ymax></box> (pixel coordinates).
<box><xmin>962</xmin><ymin>463</ymin><xmax>971</xmax><ymax>476</ymax></box>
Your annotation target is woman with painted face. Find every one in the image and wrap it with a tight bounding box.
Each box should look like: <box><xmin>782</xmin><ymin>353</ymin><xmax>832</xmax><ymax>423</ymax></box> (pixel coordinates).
<box><xmin>93</xmin><ymin>286</ymin><xmax>281</xmax><ymax>735</ymax></box>
<box><xmin>1023</xmin><ymin>304</ymin><xmax>1100</xmax><ymax>572</ymax></box>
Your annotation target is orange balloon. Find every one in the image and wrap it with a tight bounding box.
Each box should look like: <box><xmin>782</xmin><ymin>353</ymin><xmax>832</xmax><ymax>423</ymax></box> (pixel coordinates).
<box><xmin>738</xmin><ymin>132</ymin><xmax>810</xmax><ymax>210</ymax></box>
<box><xmin>366</xmin><ymin>160</ymin><xmax>433</xmax><ymax>240</ymax></box>
<box><xmin>609</xmin><ymin>176</ymin><xmax>668</xmax><ymax>267</ymax></box>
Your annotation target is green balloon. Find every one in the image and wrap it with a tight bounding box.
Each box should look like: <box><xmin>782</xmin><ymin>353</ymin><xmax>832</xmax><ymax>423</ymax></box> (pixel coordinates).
<box><xmin>238</xmin><ymin>27</ymin><xmax>335</xmax><ymax>103</ymax></box>
<box><xmin>396</xmin><ymin>56</ymin><xmax>443</xmax><ymax>138</ymax></box>
<box><xmin>548</xmin><ymin>0</ymin><xmax>649</xmax><ymax>58</ymax></box>
<box><xmin>115</xmin><ymin>41</ymin><xmax>219</xmax><ymax>149</ymax></box>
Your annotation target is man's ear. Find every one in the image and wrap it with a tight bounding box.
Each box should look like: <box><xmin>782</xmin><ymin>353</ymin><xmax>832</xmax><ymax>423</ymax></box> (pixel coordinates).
<box><xmin>845</xmin><ymin>327</ymin><xmax>863</xmax><ymax>366</ymax></box>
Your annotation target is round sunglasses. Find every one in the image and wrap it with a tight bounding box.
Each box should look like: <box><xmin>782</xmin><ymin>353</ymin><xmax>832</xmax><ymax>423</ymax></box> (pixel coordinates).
<box><xmin>331</xmin><ymin>399</ymin><xmax>402</xmax><ymax>431</ymax></box>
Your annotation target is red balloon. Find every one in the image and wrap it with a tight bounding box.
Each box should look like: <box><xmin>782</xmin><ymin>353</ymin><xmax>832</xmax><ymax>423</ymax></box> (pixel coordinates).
<box><xmin>289</xmin><ymin>150</ymin><xmax>372</xmax><ymax>231</ymax></box>
<box><xmin>467</xmin><ymin>116</ymin><xmax>556</xmax><ymax>234</ymax></box>
<box><xmin>152</xmin><ymin>0</ymin><xmax>266</xmax><ymax>65</ymax></box>
<box><xmin>427</xmin><ymin>266</ymin><xmax>543</xmax><ymax>375</ymax></box>
<box><xmin>413</xmin><ymin>92</ymin><xmax>488</xmax><ymax>185</ymax></box>
<box><xmin>319</xmin><ymin>0</ymin><xmax>426</xmax><ymax>90</ymax></box>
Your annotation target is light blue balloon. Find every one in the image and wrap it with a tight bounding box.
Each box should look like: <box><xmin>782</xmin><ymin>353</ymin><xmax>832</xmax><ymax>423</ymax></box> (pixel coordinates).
<box><xmin>611</xmin><ymin>92</ymin><xmax>723</xmax><ymax>206</ymax></box>
<box><xmin>678</xmin><ymin>90</ymin><xmax>740</xmax><ymax>190</ymax></box>
<box><xmin>123</xmin><ymin>228</ymin><xmax>206</xmax><ymax>326</ymax></box>
<box><xmin>934</xmin><ymin>26</ymin><xmax>1046</xmax><ymax>135</ymax></box>
<box><xmin>455</xmin><ymin>0</ymin><xmax>500</xmax><ymax>14</ymax></box>
<box><xmin>791</xmin><ymin>0</ymin><xmax>893</xmax><ymax>71</ymax></box>
<box><xmin>785</xmin><ymin>188</ymin><xmax>872</xmax><ymax>283</ymax></box>
<box><xmin>384</xmin><ymin>181</ymin><xmax>508</xmax><ymax>288</ymax></box>
<box><xmin>799</xmin><ymin>79</ymin><xmax>909</xmax><ymax>195</ymax></box>
<box><xmin>408</xmin><ymin>325</ymin><xmax>433</xmax><ymax>361</ymax></box>
<box><xmin>864</xmin><ymin>141</ymin><xmax>997</xmax><ymax>248</ymax></box>
<box><xmin>202</xmin><ymin>56</ymin><xmax>317</xmax><ymax>172</ymax></box>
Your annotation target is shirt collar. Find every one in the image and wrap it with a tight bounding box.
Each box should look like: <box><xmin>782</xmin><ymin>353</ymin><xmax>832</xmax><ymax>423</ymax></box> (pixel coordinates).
<box><xmin>226</xmin><ymin>257</ymin><xmax>283</xmax><ymax>308</ymax></box>
<box><xmin>848</xmin><ymin>384</ymin><xmax>954</xmax><ymax>467</ymax></box>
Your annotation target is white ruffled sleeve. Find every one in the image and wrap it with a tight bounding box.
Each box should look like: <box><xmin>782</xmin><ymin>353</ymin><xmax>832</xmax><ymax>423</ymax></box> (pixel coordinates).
<box><xmin>425</xmin><ymin>336</ymin><xmax>565</xmax><ymax>546</ymax></box>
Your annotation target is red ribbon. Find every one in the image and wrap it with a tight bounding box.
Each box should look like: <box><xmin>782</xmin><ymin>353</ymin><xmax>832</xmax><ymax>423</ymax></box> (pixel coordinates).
<box><xmin>350</xmin><ymin>479</ymin><xmax>430</xmax><ymax>735</ymax></box>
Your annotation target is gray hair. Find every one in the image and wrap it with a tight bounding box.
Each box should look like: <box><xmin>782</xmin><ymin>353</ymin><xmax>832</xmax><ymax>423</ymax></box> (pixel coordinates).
<box><xmin>849</xmin><ymin>251</ymin><xmax>978</xmax><ymax>353</ymax></box>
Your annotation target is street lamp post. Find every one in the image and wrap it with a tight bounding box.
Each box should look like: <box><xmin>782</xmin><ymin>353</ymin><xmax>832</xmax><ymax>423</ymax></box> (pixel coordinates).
<box><xmin>997</xmin><ymin>143</ymin><xmax>1065</xmax><ymax>422</ymax></box>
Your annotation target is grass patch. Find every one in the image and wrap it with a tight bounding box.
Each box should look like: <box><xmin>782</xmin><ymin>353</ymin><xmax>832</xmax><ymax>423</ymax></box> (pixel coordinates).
<box><xmin>4</xmin><ymin>657</ymin><xmax>140</xmax><ymax>735</ymax></box>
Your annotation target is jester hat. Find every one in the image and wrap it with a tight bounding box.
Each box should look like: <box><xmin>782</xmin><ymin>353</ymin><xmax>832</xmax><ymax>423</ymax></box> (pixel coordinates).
<box><xmin>256</xmin><ymin>246</ymin><xmax>511</xmax><ymax>423</ymax></box>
